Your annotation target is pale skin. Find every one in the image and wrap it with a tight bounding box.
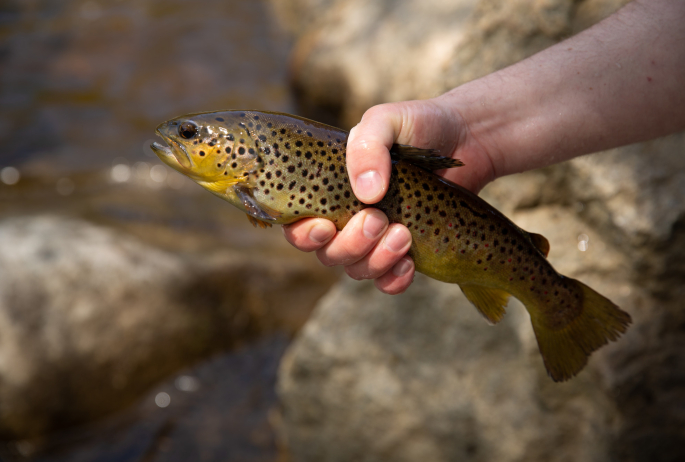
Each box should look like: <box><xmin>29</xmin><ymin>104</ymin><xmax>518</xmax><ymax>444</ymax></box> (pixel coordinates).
<box><xmin>283</xmin><ymin>0</ymin><xmax>685</xmax><ymax>294</ymax></box>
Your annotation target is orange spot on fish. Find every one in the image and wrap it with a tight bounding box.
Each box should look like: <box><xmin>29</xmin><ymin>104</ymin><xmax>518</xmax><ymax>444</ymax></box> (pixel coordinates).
<box><xmin>531</xmin><ymin>276</ymin><xmax>536</xmax><ymax>281</ymax></box>
<box><xmin>435</xmin><ymin>248</ymin><xmax>439</xmax><ymax>253</ymax></box>
<box><xmin>448</xmin><ymin>223</ymin><xmax>453</xmax><ymax>228</ymax></box>
<box><xmin>420</xmin><ymin>229</ymin><xmax>425</xmax><ymax>233</ymax></box>
<box><xmin>406</xmin><ymin>205</ymin><xmax>411</xmax><ymax>209</ymax></box>
<box><xmin>509</xmin><ymin>277</ymin><xmax>514</xmax><ymax>281</ymax></box>
<box><xmin>508</xmin><ymin>258</ymin><xmax>512</xmax><ymax>262</ymax></box>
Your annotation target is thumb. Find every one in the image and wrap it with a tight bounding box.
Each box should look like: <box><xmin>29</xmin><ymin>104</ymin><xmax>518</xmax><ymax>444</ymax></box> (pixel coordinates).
<box><xmin>346</xmin><ymin>105</ymin><xmax>403</xmax><ymax>204</ymax></box>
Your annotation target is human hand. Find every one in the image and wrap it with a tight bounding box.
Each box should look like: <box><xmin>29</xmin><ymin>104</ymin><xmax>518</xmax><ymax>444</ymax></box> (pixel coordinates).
<box><xmin>283</xmin><ymin>96</ymin><xmax>497</xmax><ymax>294</ymax></box>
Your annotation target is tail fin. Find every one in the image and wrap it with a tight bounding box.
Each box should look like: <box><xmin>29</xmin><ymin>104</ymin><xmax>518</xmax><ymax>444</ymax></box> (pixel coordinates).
<box><xmin>531</xmin><ymin>279</ymin><xmax>632</xmax><ymax>382</ymax></box>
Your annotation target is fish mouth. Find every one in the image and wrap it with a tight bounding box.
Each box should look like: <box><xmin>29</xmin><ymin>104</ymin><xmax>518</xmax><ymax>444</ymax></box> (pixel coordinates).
<box><xmin>151</xmin><ymin>130</ymin><xmax>192</xmax><ymax>170</ymax></box>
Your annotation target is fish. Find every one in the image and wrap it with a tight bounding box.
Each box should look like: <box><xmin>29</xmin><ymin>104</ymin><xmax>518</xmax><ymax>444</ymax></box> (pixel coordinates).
<box><xmin>151</xmin><ymin>110</ymin><xmax>632</xmax><ymax>382</ymax></box>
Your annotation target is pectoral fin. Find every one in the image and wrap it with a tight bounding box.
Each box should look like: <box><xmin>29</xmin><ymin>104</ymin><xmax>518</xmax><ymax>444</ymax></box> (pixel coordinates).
<box><xmin>234</xmin><ymin>184</ymin><xmax>282</xmax><ymax>226</ymax></box>
<box><xmin>460</xmin><ymin>284</ymin><xmax>510</xmax><ymax>325</ymax></box>
<box><xmin>246</xmin><ymin>214</ymin><xmax>272</xmax><ymax>229</ymax></box>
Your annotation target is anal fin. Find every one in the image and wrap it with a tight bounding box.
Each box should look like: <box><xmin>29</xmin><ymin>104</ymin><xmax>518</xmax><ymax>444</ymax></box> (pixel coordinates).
<box><xmin>460</xmin><ymin>284</ymin><xmax>510</xmax><ymax>325</ymax></box>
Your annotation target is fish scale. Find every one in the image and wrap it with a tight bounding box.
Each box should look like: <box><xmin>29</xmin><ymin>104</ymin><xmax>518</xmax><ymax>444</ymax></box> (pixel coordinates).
<box><xmin>152</xmin><ymin>109</ymin><xmax>631</xmax><ymax>382</ymax></box>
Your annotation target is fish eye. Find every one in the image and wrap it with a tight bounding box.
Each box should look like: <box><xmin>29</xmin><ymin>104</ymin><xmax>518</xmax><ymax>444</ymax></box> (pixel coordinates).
<box><xmin>178</xmin><ymin>121</ymin><xmax>198</xmax><ymax>139</ymax></box>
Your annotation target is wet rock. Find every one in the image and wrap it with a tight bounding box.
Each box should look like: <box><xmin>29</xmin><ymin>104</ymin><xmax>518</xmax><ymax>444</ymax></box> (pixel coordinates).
<box><xmin>275</xmin><ymin>0</ymin><xmax>685</xmax><ymax>461</ymax></box>
<box><xmin>0</xmin><ymin>215</ymin><xmax>335</xmax><ymax>440</ymax></box>
<box><xmin>1</xmin><ymin>336</ymin><xmax>288</xmax><ymax>462</ymax></box>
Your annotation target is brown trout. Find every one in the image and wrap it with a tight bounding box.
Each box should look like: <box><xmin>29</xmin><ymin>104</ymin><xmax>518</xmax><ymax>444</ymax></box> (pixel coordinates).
<box><xmin>151</xmin><ymin>110</ymin><xmax>631</xmax><ymax>382</ymax></box>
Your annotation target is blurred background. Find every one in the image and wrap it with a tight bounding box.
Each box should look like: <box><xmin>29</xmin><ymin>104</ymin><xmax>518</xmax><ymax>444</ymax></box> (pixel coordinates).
<box><xmin>2</xmin><ymin>0</ymin><xmax>685</xmax><ymax>461</ymax></box>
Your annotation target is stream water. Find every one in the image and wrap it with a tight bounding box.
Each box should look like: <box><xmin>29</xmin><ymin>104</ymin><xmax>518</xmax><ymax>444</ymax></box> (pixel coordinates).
<box><xmin>0</xmin><ymin>1</ymin><xmax>309</xmax><ymax>460</ymax></box>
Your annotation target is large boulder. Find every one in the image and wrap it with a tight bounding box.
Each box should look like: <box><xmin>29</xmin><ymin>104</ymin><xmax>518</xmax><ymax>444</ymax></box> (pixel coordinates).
<box><xmin>272</xmin><ymin>0</ymin><xmax>631</xmax><ymax>128</ymax></box>
<box><xmin>0</xmin><ymin>215</ymin><xmax>335</xmax><ymax>440</ymax></box>
<box><xmin>275</xmin><ymin>0</ymin><xmax>685</xmax><ymax>461</ymax></box>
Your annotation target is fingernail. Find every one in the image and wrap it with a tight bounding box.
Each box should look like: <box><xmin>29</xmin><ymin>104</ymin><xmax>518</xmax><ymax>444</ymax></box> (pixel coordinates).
<box><xmin>362</xmin><ymin>210</ymin><xmax>387</xmax><ymax>240</ymax></box>
<box><xmin>383</xmin><ymin>226</ymin><xmax>411</xmax><ymax>253</ymax></box>
<box><xmin>309</xmin><ymin>223</ymin><xmax>334</xmax><ymax>244</ymax></box>
<box><xmin>392</xmin><ymin>257</ymin><xmax>413</xmax><ymax>277</ymax></box>
<box><xmin>355</xmin><ymin>170</ymin><xmax>382</xmax><ymax>201</ymax></box>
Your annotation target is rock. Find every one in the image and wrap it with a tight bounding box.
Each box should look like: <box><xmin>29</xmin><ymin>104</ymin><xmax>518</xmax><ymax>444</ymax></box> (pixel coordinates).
<box><xmin>271</xmin><ymin>0</ymin><xmax>480</xmax><ymax>128</ymax></box>
<box><xmin>0</xmin><ymin>215</ymin><xmax>336</xmax><ymax>440</ymax></box>
<box><xmin>274</xmin><ymin>0</ymin><xmax>685</xmax><ymax>461</ymax></box>
<box><xmin>278</xmin><ymin>276</ymin><xmax>620</xmax><ymax>462</ymax></box>
<box><xmin>275</xmin><ymin>0</ymin><xmax>631</xmax><ymax>128</ymax></box>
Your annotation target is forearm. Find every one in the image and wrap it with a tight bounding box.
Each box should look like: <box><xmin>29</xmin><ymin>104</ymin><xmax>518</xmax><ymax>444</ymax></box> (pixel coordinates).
<box><xmin>445</xmin><ymin>0</ymin><xmax>685</xmax><ymax>178</ymax></box>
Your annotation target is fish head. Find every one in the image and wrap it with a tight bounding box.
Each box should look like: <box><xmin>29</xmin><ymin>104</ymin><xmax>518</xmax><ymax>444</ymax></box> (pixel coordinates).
<box><xmin>151</xmin><ymin>111</ymin><xmax>257</xmax><ymax>194</ymax></box>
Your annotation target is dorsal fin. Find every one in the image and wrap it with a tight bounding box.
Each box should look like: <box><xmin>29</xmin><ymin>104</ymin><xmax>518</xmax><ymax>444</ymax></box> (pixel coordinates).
<box><xmin>390</xmin><ymin>144</ymin><xmax>464</xmax><ymax>171</ymax></box>
<box><xmin>528</xmin><ymin>232</ymin><xmax>550</xmax><ymax>257</ymax></box>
